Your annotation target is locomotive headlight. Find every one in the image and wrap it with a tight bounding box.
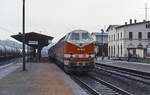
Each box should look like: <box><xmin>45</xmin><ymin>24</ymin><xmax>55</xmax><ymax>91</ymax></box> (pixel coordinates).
<box><xmin>70</xmin><ymin>53</ymin><xmax>76</xmax><ymax>58</ymax></box>
<box><xmin>88</xmin><ymin>54</ymin><xmax>91</xmax><ymax>58</ymax></box>
<box><xmin>64</xmin><ymin>54</ymin><xmax>71</xmax><ymax>58</ymax></box>
<box><xmin>89</xmin><ymin>54</ymin><xmax>95</xmax><ymax>58</ymax></box>
<box><xmin>90</xmin><ymin>54</ymin><xmax>95</xmax><ymax>58</ymax></box>
<box><xmin>64</xmin><ymin>54</ymin><xmax>76</xmax><ymax>58</ymax></box>
<box><xmin>71</xmin><ymin>54</ymin><xmax>76</xmax><ymax>58</ymax></box>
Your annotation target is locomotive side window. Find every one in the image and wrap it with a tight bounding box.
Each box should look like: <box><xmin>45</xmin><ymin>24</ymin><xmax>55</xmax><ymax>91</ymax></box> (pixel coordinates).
<box><xmin>82</xmin><ymin>33</ymin><xmax>92</xmax><ymax>41</ymax></box>
<box><xmin>69</xmin><ymin>33</ymin><xmax>80</xmax><ymax>41</ymax></box>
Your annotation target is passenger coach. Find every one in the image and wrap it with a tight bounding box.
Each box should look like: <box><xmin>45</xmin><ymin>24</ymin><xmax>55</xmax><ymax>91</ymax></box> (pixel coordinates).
<box><xmin>48</xmin><ymin>30</ymin><xmax>96</xmax><ymax>72</ymax></box>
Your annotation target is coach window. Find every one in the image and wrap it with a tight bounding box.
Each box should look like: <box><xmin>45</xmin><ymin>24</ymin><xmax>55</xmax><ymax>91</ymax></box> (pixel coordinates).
<box><xmin>69</xmin><ymin>33</ymin><xmax>80</xmax><ymax>41</ymax></box>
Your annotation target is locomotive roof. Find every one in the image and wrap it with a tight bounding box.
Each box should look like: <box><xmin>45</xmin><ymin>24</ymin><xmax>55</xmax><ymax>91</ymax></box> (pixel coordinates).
<box><xmin>71</xmin><ymin>29</ymin><xmax>89</xmax><ymax>33</ymax></box>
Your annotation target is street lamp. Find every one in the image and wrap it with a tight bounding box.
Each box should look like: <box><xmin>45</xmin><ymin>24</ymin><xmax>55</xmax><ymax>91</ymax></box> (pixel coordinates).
<box><xmin>22</xmin><ymin>0</ymin><xmax>26</xmax><ymax>71</ymax></box>
<box><xmin>101</xmin><ymin>29</ymin><xmax>104</xmax><ymax>60</ymax></box>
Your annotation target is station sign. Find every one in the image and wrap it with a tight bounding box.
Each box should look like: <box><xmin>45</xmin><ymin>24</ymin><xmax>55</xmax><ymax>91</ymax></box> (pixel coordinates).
<box><xmin>28</xmin><ymin>41</ymin><xmax>38</xmax><ymax>45</ymax></box>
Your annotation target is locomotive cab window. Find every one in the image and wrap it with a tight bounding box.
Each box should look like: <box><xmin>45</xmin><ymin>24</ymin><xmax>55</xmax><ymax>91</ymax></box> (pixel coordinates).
<box><xmin>82</xmin><ymin>33</ymin><xmax>92</xmax><ymax>41</ymax></box>
<box><xmin>69</xmin><ymin>33</ymin><xmax>80</xmax><ymax>41</ymax></box>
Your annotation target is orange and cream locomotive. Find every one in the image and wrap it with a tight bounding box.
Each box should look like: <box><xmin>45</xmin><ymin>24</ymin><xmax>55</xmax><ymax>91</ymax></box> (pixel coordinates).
<box><xmin>48</xmin><ymin>30</ymin><xmax>95</xmax><ymax>72</ymax></box>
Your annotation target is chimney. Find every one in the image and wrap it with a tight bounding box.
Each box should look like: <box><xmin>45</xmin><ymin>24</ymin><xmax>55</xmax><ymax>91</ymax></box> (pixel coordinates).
<box><xmin>129</xmin><ymin>19</ymin><xmax>132</xmax><ymax>24</ymax></box>
<box><xmin>125</xmin><ymin>22</ymin><xmax>127</xmax><ymax>25</ymax></box>
<box><xmin>134</xmin><ymin>19</ymin><xmax>137</xmax><ymax>23</ymax></box>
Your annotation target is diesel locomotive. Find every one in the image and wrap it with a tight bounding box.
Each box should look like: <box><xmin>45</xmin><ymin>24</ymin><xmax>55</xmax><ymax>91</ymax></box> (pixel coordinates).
<box><xmin>48</xmin><ymin>30</ymin><xmax>96</xmax><ymax>72</ymax></box>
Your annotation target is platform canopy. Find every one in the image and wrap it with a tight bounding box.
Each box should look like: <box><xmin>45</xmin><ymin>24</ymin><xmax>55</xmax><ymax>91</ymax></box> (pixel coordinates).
<box><xmin>11</xmin><ymin>32</ymin><xmax>54</xmax><ymax>48</ymax></box>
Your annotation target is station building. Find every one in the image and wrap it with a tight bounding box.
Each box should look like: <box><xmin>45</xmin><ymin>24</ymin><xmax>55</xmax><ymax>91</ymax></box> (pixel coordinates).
<box><xmin>91</xmin><ymin>32</ymin><xmax>108</xmax><ymax>56</ymax></box>
<box><xmin>107</xmin><ymin>20</ymin><xmax>150</xmax><ymax>59</ymax></box>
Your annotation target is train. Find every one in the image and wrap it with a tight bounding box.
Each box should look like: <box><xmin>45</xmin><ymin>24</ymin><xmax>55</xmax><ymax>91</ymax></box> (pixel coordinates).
<box><xmin>0</xmin><ymin>45</ymin><xmax>22</xmax><ymax>60</ymax></box>
<box><xmin>48</xmin><ymin>30</ymin><xmax>96</xmax><ymax>73</ymax></box>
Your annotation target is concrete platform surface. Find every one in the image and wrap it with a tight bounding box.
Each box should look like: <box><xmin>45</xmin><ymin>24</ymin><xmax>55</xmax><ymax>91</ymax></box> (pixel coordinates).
<box><xmin>97</xmin><ymin>60</ymin><xmax>150</xmax><ymax>73</ymax></box>
<box><xmin>0</xmin><ymin>62</ymin><xmax>87</xmax><ymax>95</ymax></box>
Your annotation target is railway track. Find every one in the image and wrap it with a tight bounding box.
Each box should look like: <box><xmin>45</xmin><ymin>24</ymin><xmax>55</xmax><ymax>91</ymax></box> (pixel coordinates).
<box><xmin>71</xmin><ymin>75</ymin><xmax>131</xmax><ymax>95</ymax></box>
<box><xmin>0</xmin><ymin>58</ymin><xmax>21</xmax><ymax>69</ymax></box>
<box><xmin>95</xmin><ymin>63</ymin><xmax>150</xmax><ymax>85</ymax></box>
<box><xmin>0</xmin><ymin>58</ymin><xmax>21</xmax><ymax>67</ymax></box>
<box><xmin>0</xmin><ymin>58</ymin><xmax>21</xmax><ymax>79</ymax></box>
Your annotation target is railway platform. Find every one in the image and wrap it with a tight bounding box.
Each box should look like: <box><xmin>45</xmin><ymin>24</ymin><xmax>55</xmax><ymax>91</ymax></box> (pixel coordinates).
<box><xmin>0</xmin><ymin>62</ymin><xmax>87</xmax><ymax>95</ymax></box>
<box><xmin>96</xmin><ymin>57</ymin><xmax>150</xmax><ymax>73</ymax></box>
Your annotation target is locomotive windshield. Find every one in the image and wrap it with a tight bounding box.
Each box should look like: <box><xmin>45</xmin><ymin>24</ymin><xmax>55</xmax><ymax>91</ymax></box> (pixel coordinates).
<box><xmin>82</xmin><ymin>33</ymin><xmax>92</xmax><ymax>41</ymax></box>
<box><xmin>69</xmin><ymin>33</ymin><xmax>80</xmax><ymax>41</ymax></box>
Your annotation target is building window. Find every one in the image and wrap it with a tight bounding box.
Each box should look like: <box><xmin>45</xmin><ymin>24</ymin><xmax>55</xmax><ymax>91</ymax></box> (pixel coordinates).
<box><xmin>111</xmin><ymin>46</ymin><xmax>113</xmax><ymax>57</ymax></box>
<box><xmin>121</xmin><ymin>44</ymin><xmax>122</xmax><ymax>57</ymax></box>
<box><xmin>114</xmin><ymin>45</ymin><xmax>115</xmax><ymax>56</ymax></box>
<box><xmin>129</xmin><ymin>32</ymin><xmax>133</xmax><ymax>40</ymax></box>
<box><xmin>138</xmin><ymin>32</ymin><xmax>142</xmax><ymax>40</ymax></box>
<box><xmin>148</xmin><ymin>32</ymin><xmax>150</xmax><ymax>40</ymax></box>
<box><xmin>146</xmin><ymin>24</ymin><xmax>150</xmax><ymax>28</ymax></box>
<box><xmin>118</xmin><ymin>45</ymin><xmax>119</xmax><ymax>57</ymax></box>
<box><xmin>109</xmin><ymin>46</ymin><xmax>110</xmax><ymax>56</ymax></box>
<box><xmin>121</xmin><ymin>32</ymin><xmax>122</xmax><ymax>39</ymax></box>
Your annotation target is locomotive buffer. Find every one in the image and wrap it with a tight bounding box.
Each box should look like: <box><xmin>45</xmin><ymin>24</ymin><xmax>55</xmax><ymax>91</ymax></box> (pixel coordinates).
<box><xmin>11</xmin><ymin>32</ymin><xmax>53</xmax><ymax>62</ymax></box>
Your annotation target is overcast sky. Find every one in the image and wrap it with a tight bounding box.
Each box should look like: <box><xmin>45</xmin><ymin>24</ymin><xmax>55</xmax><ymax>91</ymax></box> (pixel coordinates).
<box><xmin>0</xmin><ymin>0</ymin><xmax>149</xmax><ymax>42</ymax></box>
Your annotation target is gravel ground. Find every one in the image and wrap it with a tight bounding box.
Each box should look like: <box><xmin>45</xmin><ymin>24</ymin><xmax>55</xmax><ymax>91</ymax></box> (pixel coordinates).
<box><xmin>0</xmin><ymin>62</ymin><xmax>75</xmax><ymax>95</ymax></box>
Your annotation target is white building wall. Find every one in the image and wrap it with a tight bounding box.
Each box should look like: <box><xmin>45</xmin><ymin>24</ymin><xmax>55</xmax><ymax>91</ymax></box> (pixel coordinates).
<box><xmin>108</xmin><ymin>21</ymin><xmax>150</xmax><ymax>58</ymax></box>
<box><xmin>108</xmin><ymin>26</ymin><xmax>117</xmax><ymax>57</ymax></box>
